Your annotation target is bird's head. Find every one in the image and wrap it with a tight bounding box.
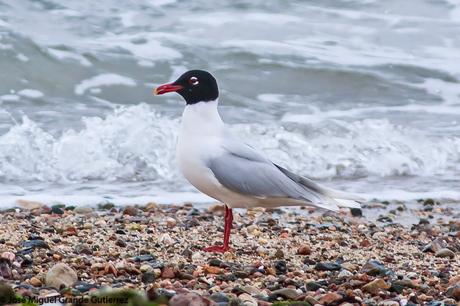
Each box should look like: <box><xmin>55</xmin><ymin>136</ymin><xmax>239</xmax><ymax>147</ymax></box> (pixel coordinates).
<box><xmin>154</xmin><ymin>70</ymin><xmax>219</xmax><ymax>105</ymax></box>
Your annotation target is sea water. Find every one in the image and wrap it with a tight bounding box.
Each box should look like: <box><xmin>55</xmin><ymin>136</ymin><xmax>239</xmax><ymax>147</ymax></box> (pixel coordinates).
<box><xmin>0</xmin><ymin>0</ymin><xmax>459</xmax><ymax>206</ymax></box>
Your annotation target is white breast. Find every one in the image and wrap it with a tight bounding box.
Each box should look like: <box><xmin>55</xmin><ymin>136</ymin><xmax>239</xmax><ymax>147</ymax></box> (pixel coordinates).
<box><xmin>176</xmin><ymin>101</ymin><xmax>227</xmax><ymax>201</ymax></box>
<box><xmin>176</xmin><ymin>100</ymin><xmax>263</xmax><ymax>208</ymax></box>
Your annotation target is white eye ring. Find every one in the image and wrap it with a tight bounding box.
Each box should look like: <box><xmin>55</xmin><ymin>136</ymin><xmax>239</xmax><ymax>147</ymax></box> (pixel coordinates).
<box><xmin>189</xmin><ymin>77</ymin><xmax>199</xmax><ymax>86</ymax></box>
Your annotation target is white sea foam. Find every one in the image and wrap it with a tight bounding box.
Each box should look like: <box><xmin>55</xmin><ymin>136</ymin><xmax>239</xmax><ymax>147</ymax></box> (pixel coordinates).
<box><xmin>0</xmin><ymin>105</ymin><xmax>181</xmax><ymax>183</ymax></box>
<box><xmin>16</xmin><ymin>53</ymin><xmax>29</xmax><ymax>62</ymax></box>
<box><xmin>282</xmin><ymin>103</ymin><xmax>460</xmax><ymax>124</ymax></box>
<box><xmin>74</xmin><ymin>74</ymin><xmax>137</xmax><ymax>95</ymax></box>
<box><xmin>94</xmin><ymin>33</ymin><xmax>183</xmax><ymax>61</ymax></box>
<box><xmin>150</xmin><ymin>0</ymin><xmax>177</xmax><ymax>6</ymax></box>
<box><xmin>237</xmin><ymin>119</ymin><xmax>460</xmax><ymax>179</ymax></box>
<box><xmin>18</xmin><ymin>89</ymin><xmax>44</xmax><ymax>99</ymax></box>
<box><xmin>0</xmin><ymin>105</ymin><xmax>457</xmax><ymax>195</ymax></box>
<box><xmin>47</xmin><ymin>48</ymin><xmax>92</xmax><ymax>67</ymax></box>
<box><xmin>0</xmin><ymin>94</ymin><xmax>19</xmax><ymax>102</ymax></box>
<box><xmin>182</xmin><ymin>12</ymin><xmax>301</xmax><ymax>27</ymax></box>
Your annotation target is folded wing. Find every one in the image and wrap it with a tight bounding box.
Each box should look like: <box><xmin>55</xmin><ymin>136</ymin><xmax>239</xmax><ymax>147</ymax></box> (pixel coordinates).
<box><xmin>208</xmin><ymin>139</ymin><xmax>361</xmax><ymax>211</ymax></box>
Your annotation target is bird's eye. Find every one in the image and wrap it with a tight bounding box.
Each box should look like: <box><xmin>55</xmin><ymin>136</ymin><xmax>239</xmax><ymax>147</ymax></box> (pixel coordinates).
<box><xmin>189</xmin><ymin>77</ymin><xmax>199</xmax><ymax>86</ymax></box>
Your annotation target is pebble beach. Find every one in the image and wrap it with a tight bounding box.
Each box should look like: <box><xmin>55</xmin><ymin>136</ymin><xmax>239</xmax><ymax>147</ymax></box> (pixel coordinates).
<box><xmin>0</xmin><ymin>200</ymin><xmax>459</xmax><ymax>306</ymax></box>
<box><xmin>1</xmin><ymin>1</ymin><xmax>460</xmax><ymax>306</ymax></box>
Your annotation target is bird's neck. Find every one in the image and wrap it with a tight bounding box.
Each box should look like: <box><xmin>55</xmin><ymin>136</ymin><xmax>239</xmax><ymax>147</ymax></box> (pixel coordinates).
<box><xmin>181</xmin><ymin>99</ymin><xmax>224</xmax><ymax>134</ymax></box>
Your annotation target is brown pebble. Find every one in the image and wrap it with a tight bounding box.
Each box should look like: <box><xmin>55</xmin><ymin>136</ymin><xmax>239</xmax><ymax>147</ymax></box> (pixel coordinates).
<box><xmin>319</xmin><ymin>292</ymin><xmax>343</xmax><ymax>305</ymax></box>
<box><xmin>204</xmin><ymin>265</ymin><xmax>222</xmax><ymax>275</ymax></box>
<box><xmin>162</xmin><ymin>266</ymin><xmax>176</xmax><ymax>279</ymax></box>
<box><xmin>297</xmin><ymin>244</ymin><xmax>311</xmax><ymax>255</ymax></box>
<box><xmin>29</xmin><ymin>277</ymin><xmax>42</xmax><ymax>287</ymax></box>
<box><xmin>123</xmin><ymin>206</ymin><xmax>139</xmax><ymax>216</ymax></box>
<box><xmin>362</xmin><ymin>279</ymin><xmax>390</xmax><ymax>295</ymax></box>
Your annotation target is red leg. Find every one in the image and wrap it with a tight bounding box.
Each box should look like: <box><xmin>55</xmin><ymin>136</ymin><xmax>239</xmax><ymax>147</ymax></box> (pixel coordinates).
<box><xmin>203</xmin><ymin>205</ymin><xmax>233</xmax><ymax>253</ymax></box>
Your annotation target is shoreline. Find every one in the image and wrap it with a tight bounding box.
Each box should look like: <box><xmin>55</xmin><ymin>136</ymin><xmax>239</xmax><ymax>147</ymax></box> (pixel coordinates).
<box><xmin>1</xmin><ymin>185</ymin><xmax>460</xmax><ymax>209</ymax></box>
<box><xmin>0</xmin><ymin>199</ymin><xmax>459</xmax><ymax>305</ymax></box>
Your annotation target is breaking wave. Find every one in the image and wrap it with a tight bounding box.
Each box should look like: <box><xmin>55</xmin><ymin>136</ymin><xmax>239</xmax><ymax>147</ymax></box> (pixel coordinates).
<box><xmin>0</xmin><ymin>104</ymin><xmax>458</xmax><ymax>186</ymax></box>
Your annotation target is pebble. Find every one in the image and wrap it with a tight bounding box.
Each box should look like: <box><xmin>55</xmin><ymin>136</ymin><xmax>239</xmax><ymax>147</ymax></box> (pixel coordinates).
<box><xmin>361</xmin><ymin>260</ymin><xmax>390</xmax><ymax>276</ymax></box>
<box><xmin>446</xmin><ymin>285</ymin><xmax>460</xmax><ymax>300</ymax></box>
<box><xmin>45</xmin><ymin>263</ymin><xmax>78</xmax><ymax>290</ymax></box>
<box><xmin>273</xmin><ymin>249</ymin><xmax>284</xmax><ymax>258</ymax></box>
<box><xmin>240</xmin><ymin>285</ymin><xmax>262</xmax><ymax>296</ymax></box>
<box><xmin>51</xmin><ymin>205</ymin><xmax>64</xmax><ymax>215</ymax></box>
<box><xmin>319</xmin><ymin>292</ymin><xmax>343</xmax><ymax>305</ymax></box>
<box><xmin>210</xmin><ymin>292</ymin><xmax>229</xmax><ymax>303</ymax></box>
<box><xmin>74</xmin><ymin>206</ymin><xmax>94</xmax><ymax>214</ymax></box>
<box><xmin>165</xmin><ymin>217</ymin><xmax>177</xmax><ymax>228</ymax></box>
<box><xmin>29</xmin><ymin>277</ymin><xmax>42</xmax><ymax>287</ymax></box>
<box><xmin>315</xmin><ymin>262</ymin><xmax>341</xmax><ymax>271</ymax></box>
<box><xmin>1</xmin><ymin>252</ymin><xmax>15</xmax><ymax>261</ymax></box>
<box><xmin>74</xmin><ymin>281</ymin><xmax>98</xmax><ymax>293</ymax></box>
<box><xmin>337</xmin><ymin>269</ymin><xmax>353</xmax><ymax>278</ymax></box>
<box><xmin>83</xmin><ymin>223</ymin><xmax>93</xmax><ymax>229</ymax></box>
<box><xmin>169</xmin><ymin>292</ymin><xmax>213</xmax><ymax>306</ymax></box>
<box><xmin>270</xmin><ymin>288</ymin><xmax>300</xmax><ymax>300</ymax></box>
<box><xmin>192</xmin><ymin>252</ymin><xmax>204</xmax><ymax>262</ymax></box>
<box><xmin>297</xmin><ymin>244</ymin><xmax>311</xmax><ymax>255</ymax></box>
<box><xmin>204</xmin><ymin>265</ymin><xmax>222</xmax><ymax>274</ymax></box>
<box><xmin>159</xmin><ymin>233</ymin><xmax>174</xmax><ymax>245</ymax></box>
<box><xmin>362</xmin><ymin>278</ymin><xmax>390</xmax><ymax>295</ymax></box>
<box><xmin>350</xmin><ymin>208</ymin><xmax>363</xmax><ymax>217</ymax></box>
<box><xmin>95</xmin><ymin>219</ymin><xmax>107</xmax><ymax>226</ymax></box>
<box><xmin>0</xmin><ymin>260</ymin><xmax>11</xmax><ymax>279</ymax></box>
<box><xmin>145</xmin><ymin>202</ymin><xmax>159</xmax><ymax>211</ymax></box>
<box><xmin>142</xmin><ymin>272</ymin><xmax>156</xmax><ymax>284</ymax></box>
<box><xmin>435</xmin><ymin>248</ymin><xmax>455</xmax><ymax>259</ymax></box>
<box><xmin>274</xmin><ymin>260</ymin><xmax>287</xmax><ymax>274</ymax></box>
<box><xmin>208</xmin><ymin>258</ymin><xmax>223</xmax><ymax>267</ymax></box>
<box><xmin>75</xmin><ymin>244</ymin><xmax>93</xmax><ymax>255</ymax></box>
<box><xmin>133</xmin><ymin>254</ymin><xmax>157</xmax><ymax>262</ymax></box>
<box><xmin>0</xmin><ymin>200</ymin><xmax>458</xmax><ymax>303</ymax></box>
<box><xmin>161</xmin><ymin>266</ymin><xmax>176</xmax><ymax>279</ymax></box>
<box><xmin>341</xmin><ymin>262</ymin><xmax>358</xmax><ymax>271</ymax></box>
<box><xmin>306</xmin><ymin>281</ymin><xmax>322</xmax><ymax>291</ymax></box>
<box><xmin>115</xmin><ymin>238</ymin><xmax>127</xmax><ymax>248</ymax></box>
<box><xmin>380</xmin><ymin>301</ymin><xmax>399</xmax><ymax>306</ymax></box>
<box><xmin>239</xmin><ymin>293</ymin><xmax>258</xmax><ymax>306</ymax></box>
<box><xmin>123</xmin><ymin>206</ymin><xmax>139</xmax><ymax>216</ymax></box>
<box><xmin>140</xmin><ymin>264</ymin><xmax>154</xmax><ymax>273</ymax></box>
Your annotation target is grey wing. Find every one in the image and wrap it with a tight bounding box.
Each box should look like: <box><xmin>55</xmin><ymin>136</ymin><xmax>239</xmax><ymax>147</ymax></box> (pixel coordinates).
<box><xmin>275</xmin><ymin>164</ymin><xmax>364</xmax><ymax>202</ymax></box>
<box><xmin>207</xmin><ymin>140</ymin><xmax>328</xmax><ymax>205</ymax></box>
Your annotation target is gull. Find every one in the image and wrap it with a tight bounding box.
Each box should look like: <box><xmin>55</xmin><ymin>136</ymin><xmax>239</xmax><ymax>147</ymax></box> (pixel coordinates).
<box><xmin>154</xmin><ymin>70</ymin><xmax>362</xmax><ymax>253</ymax></box>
